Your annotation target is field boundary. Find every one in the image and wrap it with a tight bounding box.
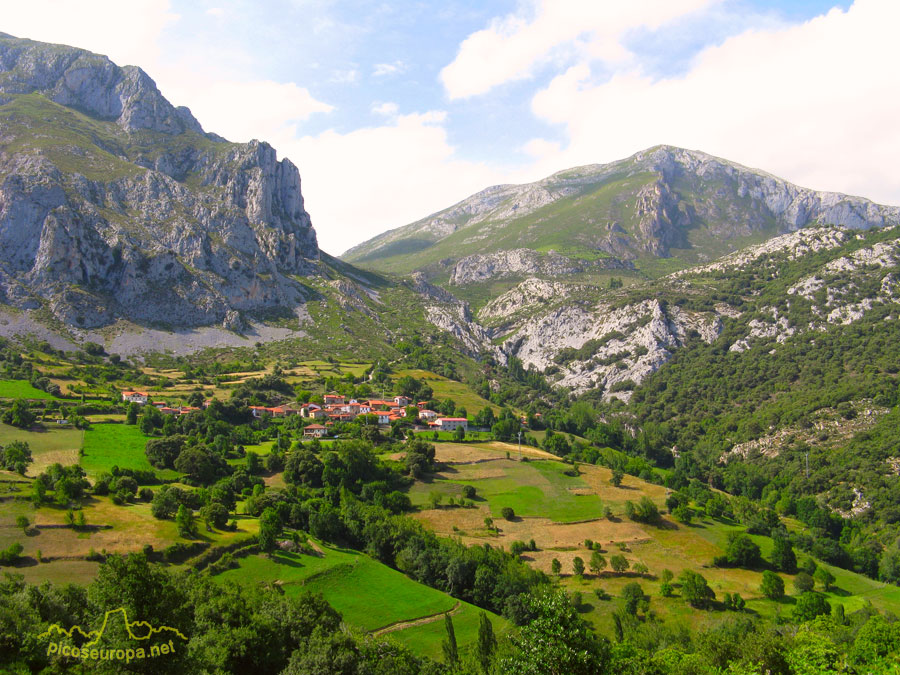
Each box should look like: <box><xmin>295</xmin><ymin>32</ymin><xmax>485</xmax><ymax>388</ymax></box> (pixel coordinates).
<box><xmin>371</xmin><ymin>600</ymin><xmax>462</xmax><ymax>636</ymax></box>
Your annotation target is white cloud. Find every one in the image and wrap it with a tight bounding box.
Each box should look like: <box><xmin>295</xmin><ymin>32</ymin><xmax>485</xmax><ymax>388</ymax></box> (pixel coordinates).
<box><xmin>163</xmin><ymin>79</ymin><xmax>333</xmax><ymax>143</ymax></box>
<box><xmin>282</xmin><ymin>112</ymin><xmax>503</xmax><ymax>254</ymax></box>
<box><xmin>526</xmin><ymin>0</ymin><xmax>900</xmax><ymax>206</ymax></box>
<box><xmin>440</xmin><ymin>0</ymin><xmax>718</xmax><ymax>99</ymax></box>
<box><xmin>1</xmin><ymin>0</ymin><xmax>178</xmax><ymax>69</ymax></box>
<box><xmin>206</xmin><ymin>7</ymin><xmax>225</xmax><ymax>18</ymax></box>
<box><xmin>371</xmin><ymin>101</ymin><xmax>399</xmax><ymax>117</ymax></box>
<box><xmin>373</xmin><ymin>60</ymin><xmax>406</xmax><ymax>77</ymax></box>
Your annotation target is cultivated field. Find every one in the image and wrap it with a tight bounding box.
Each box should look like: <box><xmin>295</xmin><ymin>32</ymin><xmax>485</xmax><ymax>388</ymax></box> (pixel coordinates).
<box><xmin>215</xmin><ymin>546</ymin><xmax>510</xmax><ymax>658</ymax></box>
<box><xmin>0</xmin><ymin>423</ymin><xmax>83</xmax><ymax>476</ymax></box>
<box><xmin>406</xmin><ymin>442</ymin><xmax>900</xmax><ymax>633</ymax></box>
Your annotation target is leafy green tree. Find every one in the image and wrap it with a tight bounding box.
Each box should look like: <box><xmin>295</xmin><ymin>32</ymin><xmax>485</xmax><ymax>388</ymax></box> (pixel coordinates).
<box><xmin>151</xmin><ymin>485</ymin><xmax>180</xmax><ymax>519</ymax></box>
<box><xmin>284</xmin><ymin>448</ymin><xmax>323</xmax><ymax>487</ymax></box>
<box><xmin>760</xmin><ymin>570</ymin><xmax>785</xmax><ymax>600</ymax></box>
<box><xmin>813</xmin><ymin>566</ymin><xmax>836</xmax><ymax>592</ymax></box>
<box><xmin>551</xmin><ymin>558</ymin><xmax>561</xmax><ymax>575</ymax></box>
<box><xmin>719</xmin><ymin>532</ymin><xmax>762</xmax><ymax>568</ymax></box>
<box><xmin>200</xmin><ymin>502</ymin><xmax>229</xmax><ymax>530</ymax></box>
<box><xmin>500</xmin><ymin>589</ymin><xmax>610</xmax><ymax>675</ymax></box>
<box><xmin>501</xmin><ymin>506</ymin><xmax>515</xmax><ymax>520</ymax></box>
<box><xmin>572</xmin><ymin>556</ymin><xmax>585</xmax><ymax>577</ymax></box>
<box><xmin>610</xmin><ymin>469</ymin><xmax>624</xmax><ymax>487</ymax></box>
<box><xmin>126</xmin><ymin>402</ymin><xmax>138</xmax><ymax>425</ymax></box>
<box><xmin>0</xmin><ymin>440</ymin><xmax>32</xmax><ymax>474</ymax></box>
<box><xmin>792</xmin><ymin>592</ymin><xmax>831</xmax><ymax>622</ymax></box>
<box><xmin>145</xmin><ymin>435</ymin><xmax>186</xmax><ymax>469</ymax></box>
<box><xmin>679</xmin><ymin>570</ymin><xmax>715</xmax><ymax>608</ymax></box>
<box><xmin>15</xmin><ymin>515</ymin><xmax>28</xmax><ymax>532</ymax></box>
<box><xmin>849</xmin><ymin>615</ymin><xmax>900</xmax><ymax>665</ymax></box>
<box><xmin>175</xmin><ymin>504</ymin><xmax>197</xmax><ymax>538</ymax></box>
<box><xmin>8</xmin><ymin>400</ymin><xmax>35</xmax><ymax>429</ymax></box>
<box><xmin>794</xmin><ymin>572</ymin><xmax>815</xmax><ymax>593</ymax></box>
<box><xmin>620</xmin><ymin>582</ymin><xmax>649</xmax><ymax>616</ymax></box>
<box><xmin>771</xmin><ymin>535</ymin><xmax>798</xmax><ymax>574</ymax></box>
<box><xmin>660</xmin><ymin>569</ymin><xmax>674</xmax><ymax>597</ymax></box>
<box><xmin>475</xmin><ymin>611</ymin><xmax>496</xmax><ymax>673</ymax></box>
<box><xmin>258</xmin><ymin>507</ymin><xmax>281</xmax><ymax>555</ymax></box>
<box><xmin>454</xmin><ymin>425</ymin><xmax>465</xmax><ymax>442</ymax></box>
<box><xmin>610</xmin><ymin>554</ymin><xmax>629</xmax><ymax>574</ymax></box>
<box><xmin>589</xmin><ymin>550</ymin><xmax>607</xmax><ymax>575</ymax></box>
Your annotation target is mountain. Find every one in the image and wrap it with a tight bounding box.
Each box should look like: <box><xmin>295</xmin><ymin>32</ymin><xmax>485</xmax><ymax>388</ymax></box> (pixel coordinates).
<box><xmin>343</xmin><ymin>146</ymin><xmax>900</xmax><ymax>284</ymax></box>
<box><xmin>0</xmin><ymin>33</ymin><xmax>319</xmax><ymax>331</ymax></box>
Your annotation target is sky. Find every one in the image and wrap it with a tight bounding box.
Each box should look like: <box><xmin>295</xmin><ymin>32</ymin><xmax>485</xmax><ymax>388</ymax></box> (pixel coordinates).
<box><xmin>3</xmin><ymin>0</ymin><xmax>899</xmax><ymax>255</ymax></box>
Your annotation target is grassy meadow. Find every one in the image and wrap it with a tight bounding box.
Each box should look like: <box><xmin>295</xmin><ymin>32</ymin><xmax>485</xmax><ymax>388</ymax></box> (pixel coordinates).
<box><xmin>215</xmin><ymin>546</ymin><xmax>510</xmax><ymax>658</ymax></box>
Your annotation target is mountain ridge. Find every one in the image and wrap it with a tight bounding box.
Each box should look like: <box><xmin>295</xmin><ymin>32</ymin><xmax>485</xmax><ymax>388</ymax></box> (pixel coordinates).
<box><xmin>0</xmin><ymin>33</ymin><xmax>321</xmax><ymax>331</ymax></box>
<box><xmin>343</xmin><ymin>145</ymin><xmax>900</xmax><ymax>279</ymax></box>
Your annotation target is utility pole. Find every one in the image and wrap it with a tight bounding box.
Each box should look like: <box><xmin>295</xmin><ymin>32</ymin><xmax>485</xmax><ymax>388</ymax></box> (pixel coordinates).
<box><xmin>517</xmin><ymin>430</ymin><xmax>522</xmax><ymax>461</ymax></box>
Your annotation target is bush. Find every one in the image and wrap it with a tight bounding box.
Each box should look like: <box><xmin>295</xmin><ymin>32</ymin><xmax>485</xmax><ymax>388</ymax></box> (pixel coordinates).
<box><xmin>501</xmin><ymin>507</ymin><xmax>515</xmax><ymax>520</ymax></box>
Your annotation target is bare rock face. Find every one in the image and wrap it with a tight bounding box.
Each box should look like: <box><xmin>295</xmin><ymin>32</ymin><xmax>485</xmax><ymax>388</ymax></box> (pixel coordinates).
<box><xmin>0</xmin><ymin>34</ymin><xmax>320</xmax><ymax>329</ymax></box>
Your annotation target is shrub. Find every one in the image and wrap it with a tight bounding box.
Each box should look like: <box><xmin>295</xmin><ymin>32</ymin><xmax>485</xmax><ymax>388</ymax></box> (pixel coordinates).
<box><xmin>501</xmin><ymin>507</ymin><xmax>515</xmax><ymax>520</ymax></box>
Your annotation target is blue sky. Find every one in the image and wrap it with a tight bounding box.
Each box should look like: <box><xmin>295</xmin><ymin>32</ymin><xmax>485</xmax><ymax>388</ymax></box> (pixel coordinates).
<box><xmin>7</xmin><ymin>0</ymin><xmax>898</xmax><ymax>255</ymax></box>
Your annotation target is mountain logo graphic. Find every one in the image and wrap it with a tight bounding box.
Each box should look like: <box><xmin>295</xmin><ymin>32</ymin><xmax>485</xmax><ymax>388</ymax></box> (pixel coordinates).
<box><xmin>39</xmin><ymin>607</ymin><xmax>187</xmax><ymax>663</ymax></box>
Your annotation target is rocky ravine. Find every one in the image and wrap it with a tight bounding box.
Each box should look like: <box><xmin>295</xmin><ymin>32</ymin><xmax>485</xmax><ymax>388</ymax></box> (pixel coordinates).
<box><xmin>0</xmin><ymin>34</ymin><xmax>320</xmax><ymax>330</ymax></box>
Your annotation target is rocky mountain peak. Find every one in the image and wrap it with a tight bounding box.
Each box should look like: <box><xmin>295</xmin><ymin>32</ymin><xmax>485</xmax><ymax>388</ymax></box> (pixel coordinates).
<box><xmin>0</xmin><ymin>32</ymin><xmax>206</xmax><ymax>137</ymax></box>
<box><xmin>0</xmin><ymin>34</ymin><xmax>320</xmax><ymax>331</ymax></box>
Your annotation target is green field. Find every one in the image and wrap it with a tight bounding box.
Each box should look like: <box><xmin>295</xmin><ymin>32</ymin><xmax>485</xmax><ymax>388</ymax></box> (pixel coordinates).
<box><xmin>395</xmin><ymin>369</ymin><xmax>500</xmax><ymax>415</ymax></box>
<box><xmin>0</xmin><ymin>423</ymin><xmax>84</xmax><ymax>476</ymax></box>
<box><xmin>216</xmin><ymin>546</ymin><xmax>507</xmax><ymax>658</ymax></box>
<box><xmin>0</xmin><ymin>379</ymin><xmax>57</xmax><ymax>399</ymax></box>
<box><xmin>388</xmin><ymin>600</ymin><xmax>511</xmax><ymax>662</ymax></box>
<box><xmin>80</xmin><ymin>423</ymin><xmax>178</xmax><ymax>479</ymax></box>
<box><xmin>410</xmin><ymin>458</ymin><xmax>605</xmax><ymax>523</ymax></box>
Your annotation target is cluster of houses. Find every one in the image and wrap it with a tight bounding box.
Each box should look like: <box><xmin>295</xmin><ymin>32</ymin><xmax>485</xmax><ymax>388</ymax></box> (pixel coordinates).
<box><xmin>121</xmin><ymin>390</ymin><xmax>468</xmax><ymax>438</ymax></box>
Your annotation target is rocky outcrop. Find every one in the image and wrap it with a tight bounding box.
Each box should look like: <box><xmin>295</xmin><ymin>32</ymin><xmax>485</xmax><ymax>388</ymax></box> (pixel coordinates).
<box><xmin>450</xmin><ymin>249</ymin><xmax>630</xmax><ymax>285</ymax></box>
<box><xmin>0</xmin><ymin>34</ymin><xmax>320</xmax><ymax>329</ymax></box>
<box><xmin>501</xmin><ymin>298</ymin><xmax>723</xmax><ymax>399</ymax></box>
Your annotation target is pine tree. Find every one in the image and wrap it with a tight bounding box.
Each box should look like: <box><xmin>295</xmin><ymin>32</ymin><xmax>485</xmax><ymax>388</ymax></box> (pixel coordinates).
<box><xmin>442</xmin><ymin>613</ymin><xmax>458</xmax><ymax>666</ymax></box>
<box><xmin>475</xmin><ymin>612</ymin><xmax>496</xmax><ymax>673</ymax></box>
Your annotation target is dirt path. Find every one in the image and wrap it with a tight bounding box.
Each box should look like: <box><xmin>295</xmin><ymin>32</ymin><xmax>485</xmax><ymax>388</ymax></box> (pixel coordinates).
<box><xmin>371</xmin><ymin>601</ymin><xmax>462</xmax><ymax>636</ymax></box>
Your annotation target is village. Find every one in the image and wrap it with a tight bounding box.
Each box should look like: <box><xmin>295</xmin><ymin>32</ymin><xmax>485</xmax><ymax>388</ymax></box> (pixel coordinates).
<box><xmin>120</xmin><ymin>390</ymin><xmax>469</xmax><ymax>439</ymax></box>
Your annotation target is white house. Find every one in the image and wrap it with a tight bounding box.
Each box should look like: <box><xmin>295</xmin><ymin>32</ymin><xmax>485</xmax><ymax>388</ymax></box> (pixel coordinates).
<box><xmin>122</xmin><ymin>391</ymin><xmax>149</xmax><ymax>405</ymax></box>
<box><xmin>303</xmin><ymin>424</ymin><xmax>328</xmax><ymax>438</ymax></box>
<box><xmin>435</xmin><ymin>417</ymin><xmax>468</xmax><ymax>432</ymax></box>
<box><xmin>418</xmin><ymin>409</ymin><xmax>439</xmax><ymax>421</ymax></box>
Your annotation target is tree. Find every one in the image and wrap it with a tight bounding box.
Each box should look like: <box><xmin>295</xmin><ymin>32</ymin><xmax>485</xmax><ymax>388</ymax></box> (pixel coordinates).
<box><xmin>760</xmin><ymin>570</ymin><xmax>785</xmax><ymax>600</ymax></box>
<box><xmin>589</xmin><ymin>550</ymin><xmax>607</xmax><ymax>575</ymax></box>
<box><xmin>793</xmin><ymin>572</ymin><xmax>815</xmax><ymax>593</ymax></box>
<box><xmin>0</xmin><ymin>440</ymin><xmax>32</xmax><ymax>474</ymax></box>
<box><xmin>15</xmin><ymin>515</ymin><xmax>29</xmax><ymax>532</ymax></box>
<box><xmin>500</xmin><ymin>589</ymin><xmax>610</xmax><ymax>675</ymax></box>
<box><xmin>151</xmin><ymin>486</ymin><xmax>180</xmax><ymax>519</ymax></box>
<box><xmin>8</xmin><ymin>400</ymin><xmax>35</xmax><ymax>429</ymax></box>
<box><xmin>813</xmin><ymin>566</ymin><xmax>836</xmax><ymax>592</ymax></box>
<box><xmin>719</xmin><ymin>531</ymin><xmax>763</xmax><ymax>568</ymax></box>
<box><xmin>679</xmin><ymin>570</ymin><xmax>715</xmax><ymax>608</ymax></box>
<box><xmin>621</xmin><ymin>582</ymin><xmax>649</xmax><ymax>616</ymax></box>
<box><xmin>610</xmin><ymin>469</ymin><xmax>624</xmax><ymax>487</ymax></box>
<box><xmin>175</xmin><ymin>445</ymin><xmax>225</xmax><ymax>485</ymax></box>
<box><xmin>771</xmin><ymin>536</ymin><xmax>798</xmax><ymax>574</ymax></box>
<box><xmin>501</xmin><ymin>506</ymin><xmax>515</xmax><ymax>520</ymax></box>
<box><xmin>200</xmin><ymin>502</ymin><xmax>229</xmax><ymax>531</ymax></box>
<box><xmin>284</xmin><ymin>448</ymin><xmax>323</xmax><ymax>487</ymax></box>
<box><xmin>673</xmin><ymin>504</ymin><xmax>693</xmax><ymax>524</ymax></box>
<box><xmin>145</xmin><ymin>435</ymin><xmax>186</xmax><ymax>470</ymax></box>
<box><xmin>126</xmin><ymin>402</ymin><xmax>139</xmax><ymax>425</ymax></box>
<box><xmin>572</xmin><ymin>556</ymin><xmax>585</xmax><ymax>577</ymax></box>
<box><xmin>660</xmin><ymin>569</ymin><xmax>674</xmax><ymax>597</ymax></box>
<box><xmin>609</xmin><ymin>554</ymin><xmax>629</xmax><ymax>574</ymax></box>
<box><xmin>175</xmin><ymin>504</ymin><xmax>197</xmax><ymax>538</ymax></box>
<box><xmin>551</xmin><ymin>558</ymin><xmax>561</xmax><ymax>575</ymax></box>
<box><xmin>442</xmin><ymin>613</ymin><xmax>458</xmax><ymax>666</ymax></box>
<box><xmin>258</xmin><ymin>507</ymin><xmax>281</xmax><ymax>555</ymax></box>
<box><xmin>475</xmin><ymin>612</ymin><xmax>496</xmax><ymax>673</ymax></box>
<box><xmin>632</xmin><ymin>562</ymin><xmax>649</xmax><ymax>576</ymax></box>
<box><xmin>454</xmin><ymin>425</ymin><xmax>465</xmax><ymax>442</ymax></box>
<box><xmin>792</xmin><ymin>592</ymin><xmax>830</xmax><ymax>622</ymax></box>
